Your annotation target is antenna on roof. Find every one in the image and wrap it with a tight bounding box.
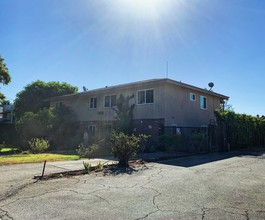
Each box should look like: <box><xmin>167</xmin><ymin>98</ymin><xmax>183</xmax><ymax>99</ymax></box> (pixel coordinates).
<box><xmin>166</xmin><ymin>61</ymin><xmax>168</xmax><ymax>78</ymax></box>
<box><xmin>83</xmin><ymin>86</ymin><xmax>88</xmax><ymax>92</ymax></box>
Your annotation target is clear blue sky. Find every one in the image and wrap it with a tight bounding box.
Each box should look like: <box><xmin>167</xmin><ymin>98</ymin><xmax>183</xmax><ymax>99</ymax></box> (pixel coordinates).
<box><xmin>0</xmin><ymin>0</ymin><xmax>264</xmax><ymax>116</ymax></box>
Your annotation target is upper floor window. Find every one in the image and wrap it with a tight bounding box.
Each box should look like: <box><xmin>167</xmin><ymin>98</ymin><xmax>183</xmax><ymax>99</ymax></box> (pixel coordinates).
<box><xmin>90</xmin><ymin>97</ymin><xmax>97</xmax><ymax>109</ymax></box>
<box><xmin>138</xmin><ymin>89</ymin><xmax>154</xmax><ymax>104</ymax></box>
<box><xmin>200</xmin><ymin>96</ymin><xmax>207</xmax><ymax>110</ymax></box>
<box><xmin>104</xmin><ymin>95</ymin><xmax>117</xmax><ymax>108</ymax></box>
<box><xmin>189</xmin><ymin>93</ymin><xmax>196</xmax><ymax>101</ymax></box>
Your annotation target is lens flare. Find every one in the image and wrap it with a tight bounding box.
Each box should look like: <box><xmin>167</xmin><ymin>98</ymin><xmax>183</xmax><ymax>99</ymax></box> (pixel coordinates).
<box><xmin>114</xmin><ymin>0</ymin><xmax>172</xmax><ymax>20</ymax></box>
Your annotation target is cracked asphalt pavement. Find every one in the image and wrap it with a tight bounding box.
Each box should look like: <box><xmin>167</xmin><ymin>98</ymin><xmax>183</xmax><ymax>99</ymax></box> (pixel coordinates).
<box><xmin>0</xmin><ymin>150</ymin><xmax>265</xmax><ymax>220</ymax></box>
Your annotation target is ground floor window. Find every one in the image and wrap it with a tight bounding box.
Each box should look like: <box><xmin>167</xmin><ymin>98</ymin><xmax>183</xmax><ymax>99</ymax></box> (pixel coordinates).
<box><xmin>105</xmin><ymin>124</ymin><xmax>112</xmax><ymax>134</ymax></box>
<box><xmin>88</xmin><ymin>125</ymin><xmax>96</xmax><ymax>136</ymax></box>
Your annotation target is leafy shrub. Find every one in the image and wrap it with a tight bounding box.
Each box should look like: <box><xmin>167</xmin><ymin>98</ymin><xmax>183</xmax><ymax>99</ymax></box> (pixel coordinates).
<box><xmin>51</xmin><ymin>105</ymin><xmax>78</xmax><ymax>149</ymax></box>
<box><xmin>191</xmin><ymin>131</ymin><xmax>207</xmax><ymax>152</ymax></box>
<box><xmin>76</xmin><ymin>136</ymin><xmax>112</xmax><ymax>158</ymax></box>
<box><xmin>158</xmin><ymin>135</ymin><xmax>180</xmax><ymax>152</ymax></box>
<box><xmin>96</xmin><ymin>138</ymin><xmax>112</xmax><ymax>156</ymax></box>
<box><xmin>76</xmin><ymin>144</ymin><xmax>99</xmax><ymax>158</ymax></box>
<box><xmin>16</xmin><ymin>105</ymin><xmax>78</xmax><ymax>150</ymax></box>
<box><xmin>83</xmin><ymin>161</ymin><xmax>92</xmax><ymax>173</ymax></box>
<box><xmin>28</xmin><ymin>138</ymin><xmax>50</xmax><ymax>154</ymax></box>
<box><xmin>64</xmin><ymin>132</ymin><xmax>83</xmax><ymax>150</ymax></box>
<box><xmin>110</xmin><ymin>132</ymin><xmax>148</xmax><ymax>167</ymax></box>
<box><xmin>0</xmin><ymin>124</ymin><xmax>19</xmax><ymax>148</ymax></box>
<box><xmin>16</xmin><ymin>109</ymin><xmax>54</xmax><ymax>148</ymax></box>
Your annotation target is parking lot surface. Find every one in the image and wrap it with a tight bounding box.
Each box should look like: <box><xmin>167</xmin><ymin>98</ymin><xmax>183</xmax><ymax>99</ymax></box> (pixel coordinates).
<box><xmin>0</xmin><ymin>150</ymin><xmax>265</xmax><ymax>220</ymax></box>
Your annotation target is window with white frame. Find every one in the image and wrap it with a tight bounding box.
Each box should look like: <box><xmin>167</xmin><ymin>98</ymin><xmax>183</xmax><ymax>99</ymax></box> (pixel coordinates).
<box><xmin>189</xmin><ymin>93</ymin><xmax>196</xmax><ymax>101</ymax></box>
<box><xmin>111</xmin><ymin>95</ymin><xmax>117</xmax><ymax>106</ymax></box>
<box><xmin>137</xmin><ymin>89</ymin><xmax>154</xmax><ymax>104</ymax></box>
<box><xmin>200</xmin><ymin>96</ymin><xmax>207</xmax><ymax>109</ymax></box>
<box><xmin>138</xmin><ymin>91</ymin><xmax>145</xmax><ymax>104</ymax></box>
<box><xmin>104</xmin><ymin>95</ymin><xmax>117</xmax><ymax>108</ymax></box>
<box><xmin>89</xmin><ymin>97</ymin><xmax>97</xmax><ymax>109</ymax></box>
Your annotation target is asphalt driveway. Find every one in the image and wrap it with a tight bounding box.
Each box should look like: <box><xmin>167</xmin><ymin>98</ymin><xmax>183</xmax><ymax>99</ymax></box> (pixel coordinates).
<box><xmin>0</xmin><ymin>150</ymin><xmax>265</xmax><ymax>220</ymax></box>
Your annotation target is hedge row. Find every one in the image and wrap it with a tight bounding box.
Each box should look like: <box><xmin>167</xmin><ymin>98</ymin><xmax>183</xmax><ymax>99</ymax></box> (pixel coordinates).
<box><xmin>215</xmin><ymin>110</ymin><xmax>265</xmax><ymax>149</ymax></box>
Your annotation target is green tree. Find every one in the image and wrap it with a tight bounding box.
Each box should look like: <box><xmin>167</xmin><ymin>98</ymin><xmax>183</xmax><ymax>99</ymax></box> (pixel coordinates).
<box><xmin>16</xmin><ymin>105</ymin><xmax>77</xmax><ymax>150</ymax></box>
<box><xmin>0</xmin><ymin>99</ymin><xmax>10</xmax><ymax>105</ymax></box>
<box><xmin>50</xmin><ymin>104</ymin><xmax>78</xmax><ymax>148</ymax></box>
<box><xmin>15</xmin><ymin>108</ymin><xmax>55</xmax><ymax>147</ymax></box>
<box><xmin>113</xmin><ymin>94</ymin><xmax>135</xmax><ymax>134</ymax></box>
<box><xmin>14</xmin><ymin>80</ymin><xmax>78</xmax><ymax>119</ymax></box>
<box><xmin>220</xmin><ymin>100</ymin><xmax>234</xmax><ymax>112</ymax></box>
<box><xmin>0</xmin><ymin>56</ymin><xmax>11</xmax><ymax>101</ymax></box>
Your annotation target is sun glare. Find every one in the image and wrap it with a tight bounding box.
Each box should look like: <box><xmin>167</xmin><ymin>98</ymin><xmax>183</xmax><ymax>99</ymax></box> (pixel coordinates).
<box><xmin>115</xmin><ymin>0</ymin><xmax>172</xmax><ymax>20</ymax></box>
<box><xmin>125</xmin><ymin>0</ymin><xmax>162</xmax><ymax>12</ymax></box>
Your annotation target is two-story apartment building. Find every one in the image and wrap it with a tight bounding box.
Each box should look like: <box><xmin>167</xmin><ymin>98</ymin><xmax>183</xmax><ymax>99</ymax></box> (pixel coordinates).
<box><xmin>48</xmin><ymin>78</ymin><xmax>229</xmax><ymax>141</ymax></box>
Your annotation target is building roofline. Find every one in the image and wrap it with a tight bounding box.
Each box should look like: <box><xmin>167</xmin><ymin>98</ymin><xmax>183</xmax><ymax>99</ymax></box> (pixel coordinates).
<box><xmin>47</xmin><ymin>78</ymin><xmax>229</xmax><ymax>102</ymax></box>
<box><xmin>165</xmin><ymin>78</ymin><xmax>229</xmax><ymax>100</ymax></box>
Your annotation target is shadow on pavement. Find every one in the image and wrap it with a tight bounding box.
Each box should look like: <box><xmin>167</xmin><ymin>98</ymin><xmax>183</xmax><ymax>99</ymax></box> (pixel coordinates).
<box><xmin>103</xmin><ymin>167</ymin><xmax>138</xmax><ymax>176</ymax></box>
<box><xmin>103</xmin><ymin>161</ymin><xmax>149</xmax><ymax>176</ymax></box>
<box><xmin>156</xmin><ymin>148</ymin><xmax>265</xmax><ymax>168</ymax></box>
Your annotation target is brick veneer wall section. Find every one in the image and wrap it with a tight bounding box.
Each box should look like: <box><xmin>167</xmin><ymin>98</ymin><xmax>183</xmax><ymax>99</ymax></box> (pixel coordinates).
<box><xmin>132</xmin><ymin>118</ymin><xmax>165</xmax><ymax>149</ymax></box>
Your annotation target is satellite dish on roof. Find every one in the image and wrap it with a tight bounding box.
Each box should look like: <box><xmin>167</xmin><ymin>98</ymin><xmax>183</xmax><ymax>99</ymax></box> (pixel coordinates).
<box><xmin>83</xmin><ymin>86</ymin><xmax>87</xmax><ymax>92</ymax></box>
<box><xmin>208</xmin><ymin>82</ymin><xmax>214</xmax><ymax>91</ymax></box>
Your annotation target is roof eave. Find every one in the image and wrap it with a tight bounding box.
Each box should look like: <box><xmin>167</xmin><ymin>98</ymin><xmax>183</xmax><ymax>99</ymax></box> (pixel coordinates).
<box><xmin>165</xmin><ymin>79</ymin><xmax>229</xmax><ymax>100</ymax></box>
<box><xmin>46</xmin><ymin>78</ymin><xmax>229</xmax><ymax>102</ymax></box>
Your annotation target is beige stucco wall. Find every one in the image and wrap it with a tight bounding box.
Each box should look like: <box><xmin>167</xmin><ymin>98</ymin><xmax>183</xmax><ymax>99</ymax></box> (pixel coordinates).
<box><xmin>163</xmin><ymin>83</ymin><xmax>221</xmax><ymax>126</ymax></box>
<box><xmin>50</xmin><ymin>81</ymin><xmax>222</xmax><ymax>127</ymax></box>
<box><xmin>50</xmin><ymin>81</ymin><xmax>166</xmax><ymax>122</ymax></box>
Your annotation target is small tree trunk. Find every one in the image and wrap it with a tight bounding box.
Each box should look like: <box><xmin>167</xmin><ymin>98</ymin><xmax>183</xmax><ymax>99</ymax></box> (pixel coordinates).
<box><xmin>118</xmin><ymin>157</ymin><xmax>129</xmax><ymax>167</ymax></box>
